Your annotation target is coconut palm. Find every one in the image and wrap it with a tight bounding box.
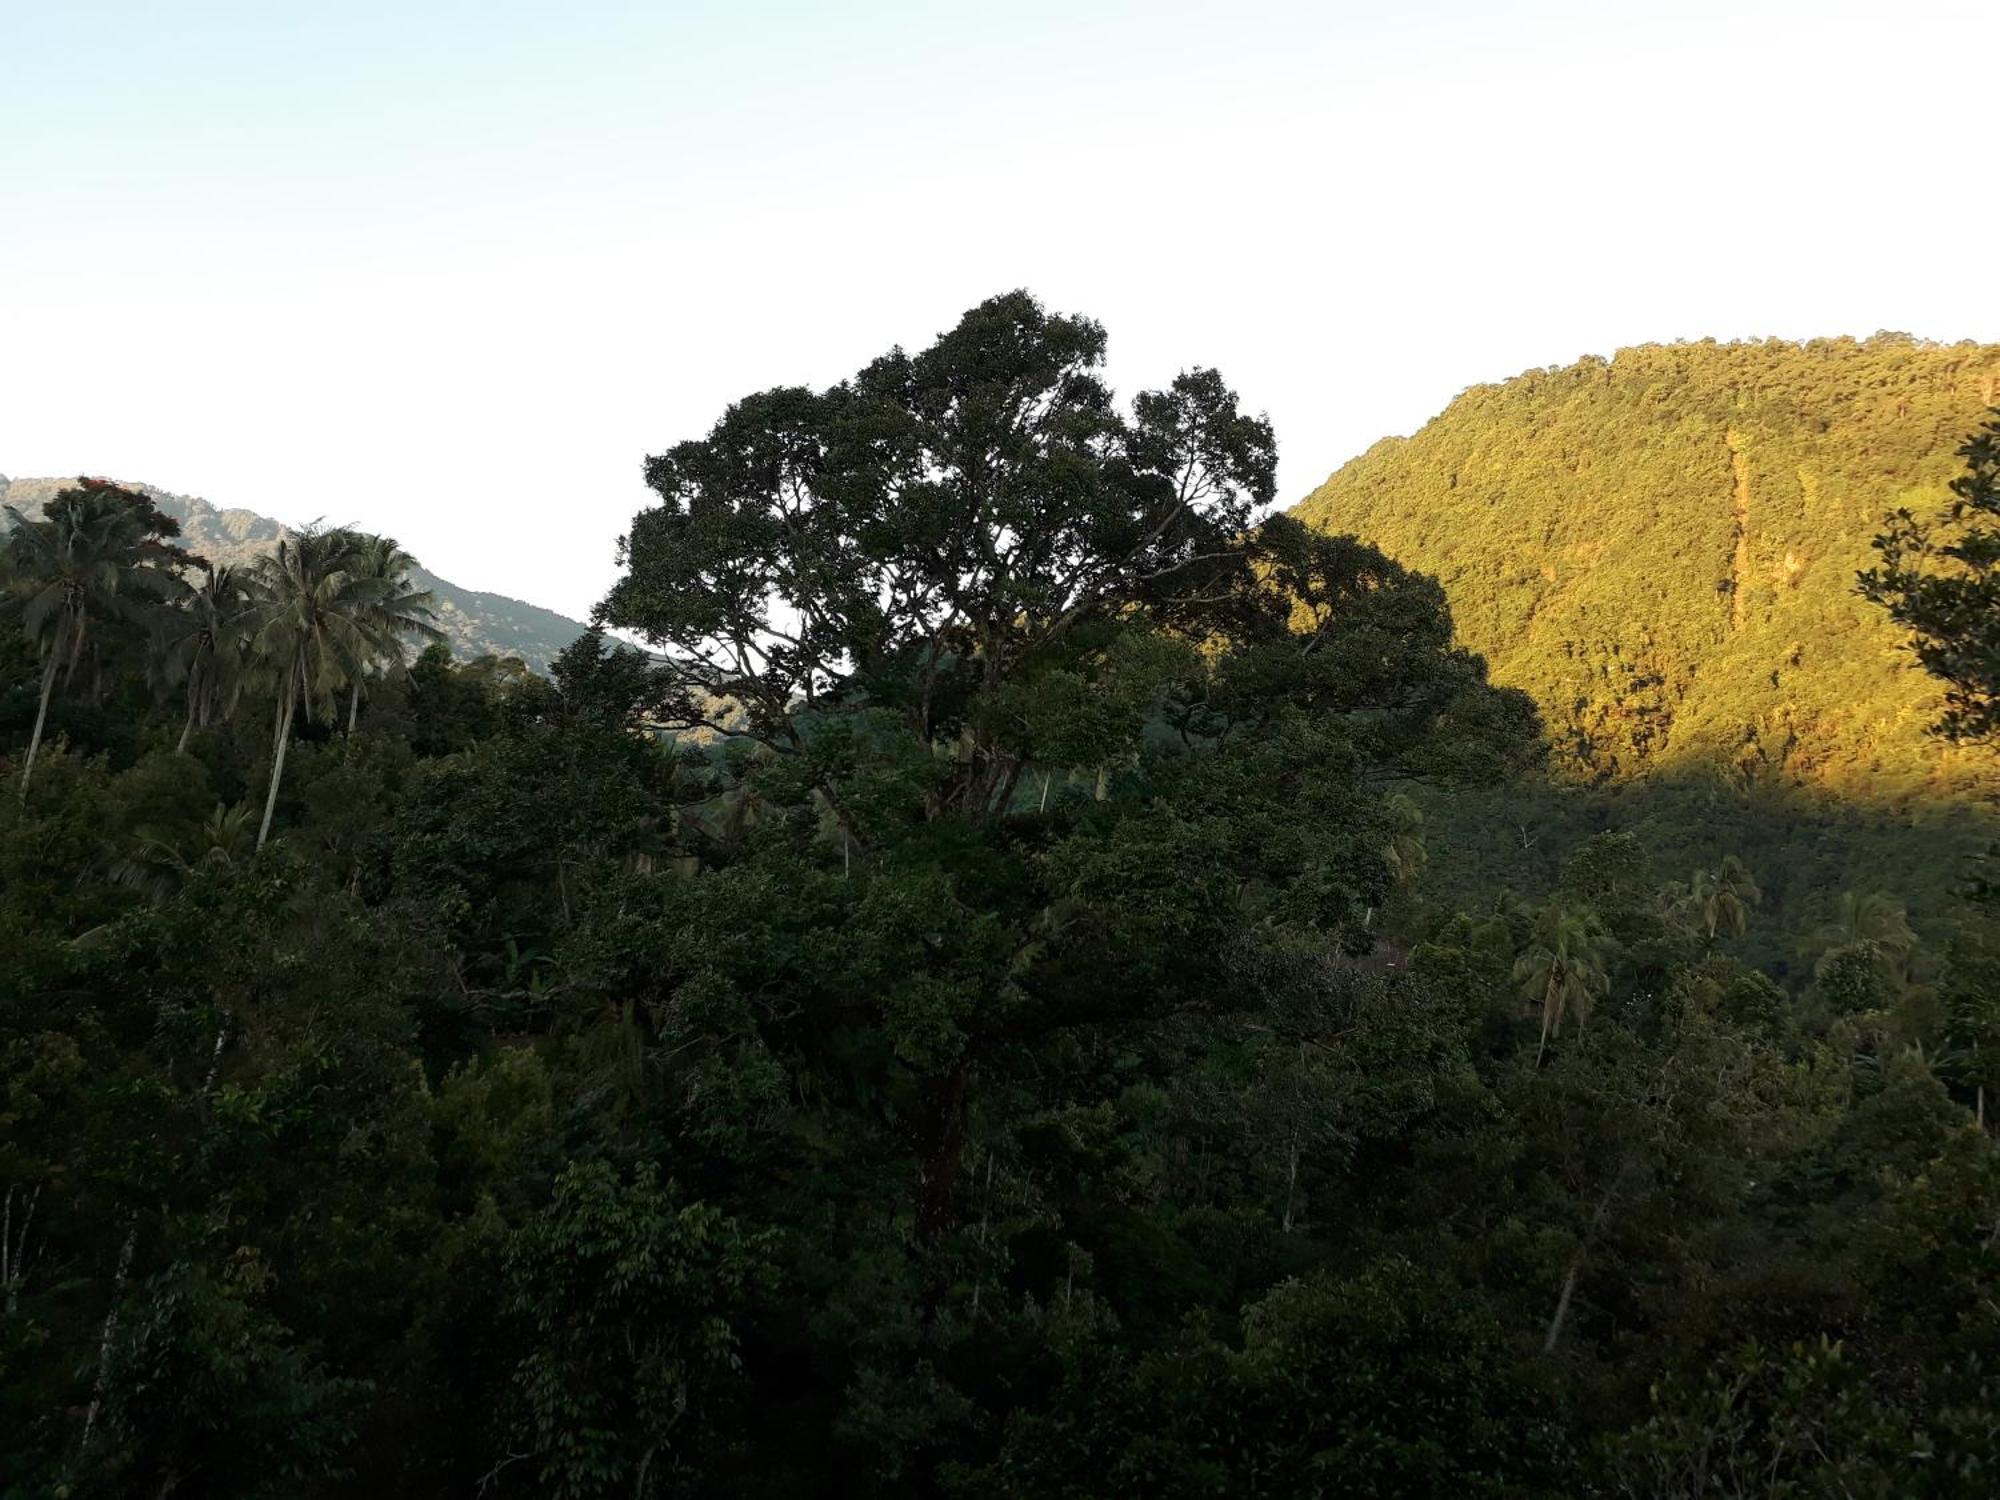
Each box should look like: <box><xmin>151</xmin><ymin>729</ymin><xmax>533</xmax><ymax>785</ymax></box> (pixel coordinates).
<box><xmin>334</xmin><ymin>531</ymin><xmax>442</xmax><ymax>731</ymax></box>
<box><xmin>153</xmin><ymin>564</ymin><xmax>255</xmax><ymax>753</ymax></box>
<box><xmin>1680</xmin><ymin>854</ymin><xmax>1762</xmax><ymax>945</ymax></box>
<box><xmin>111</xmin><ymin>800</ymin><xmax>256</xmax><ymax>901</ymax></box>
<box><xmin>246</xmin><ymin>526</ymin><xmax>444</xmax><ymax>845</ymax></box>
<box><xmin>246</xmin><ymin>528</ymin><xmax>378</xmax><ymax>846</ymax></box>
<box><xmin>5</xmin><ymin>482</ymin><xmax>190</xmax><ymax>794</ymax></box>
<box><xmin>1813</xmin><ymin>889</ymin><xmax>1921</xmax><ymax>992</ymax></box>
<box><xmin>1817</xmin><ymin>889</ymin><xmax>1919</xmax><ymax>958</ymax></box>
<box><xmin>1513</xmin><ymin>902</ymin><xmax>1613</xmax><ymax>1066</ymax></box>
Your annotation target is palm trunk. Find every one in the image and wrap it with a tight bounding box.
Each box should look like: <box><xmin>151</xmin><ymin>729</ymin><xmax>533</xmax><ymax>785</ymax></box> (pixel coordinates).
<box><xmin>347</xmin><ymin>681</ymin><xmax>360</xmax><ymax>734</ymax></box>
<box><xmin>1281</xmin><ymin>1136</ymin><xmax>1302</xmax><ymax>1232</ymax></box>
<box><xmin>19</xmin><ymin>645</ymin><xmax>63</xmax><ymax>797</ymax></box>
<box><xmin>79</xmin><ymin>1221</ymin><xmax>137</xmax><ymax>1451</ymax></box>
<box><xmin>201</xmin><ymin>1025</ymin><xmax>229</xmax><ymax>1096</ymax></box>
<box><xmin>1543</xmin><ymin>1250</ymin><xmax>1583</xmax><ymax>1355</ymax></box>
<box><xmin>1535</xmin><ymin>977</ymin><xmax>1559</xmax><ymax>1068</ymax></box>
<box><xmin>1545</xmin><ymin>1166</ymin><xmax>1625</xmax><ymax>1354</ymax></box>
<box><xmin>64</xmin><ymin>609</ymin><xmax>87</xmax><ymax>690</ymax></box>
<box><xmin>3</xmin><ymin>1184</ymin><xmax>38</xmax><ymax>1316</ymax></box>
<box><xmin>258</xmin><ymin>692</ymin><xmax>296</xmax><ymax>848</ymax></box>
<box><xmin>176</xmin><ymin>694</ymin><xmax>198</xmax><ymax>755</ymax></box>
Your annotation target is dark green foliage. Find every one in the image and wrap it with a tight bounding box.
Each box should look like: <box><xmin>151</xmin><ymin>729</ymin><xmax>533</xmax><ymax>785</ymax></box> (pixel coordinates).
<box><xmin>5</xmin><ymin>302</ymin><xmax>2000</xmax><ymax>1496</ymax></box>
<box><xmin>957</xmin><ymin>1259</ymin><xmax>1569</xmax><ymax>1497</ymax></box>
<box><xmin>498</xmin><ymin>1161</ymin><xmax>776</xmax><ymax>1498</ymax></box>
<box><xmin>91</xmin><ymin>1255</ymin><xmax>368</xmax><ymax>1497</ymax></box>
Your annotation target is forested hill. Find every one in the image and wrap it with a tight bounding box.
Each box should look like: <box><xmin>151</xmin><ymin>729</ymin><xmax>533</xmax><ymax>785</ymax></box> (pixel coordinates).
<box><xmin>1295</xmin><ymin>335</ymin><xmax>2000</xmax><ymax>803</ymax></box>
<box><xmin>0</xmin><ymin>475</ymin><xmax>590</xmax><ymax>672</ymax></box>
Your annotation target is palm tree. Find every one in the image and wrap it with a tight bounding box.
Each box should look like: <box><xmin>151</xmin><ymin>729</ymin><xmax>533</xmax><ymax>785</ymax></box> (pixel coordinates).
<box><xmin>153</xmin><ymin>565</ymin><xmax>255</xmax><ymax>753</ymax></box>
<box><xmin>5</xmin><ymin>482</ymin><xmax>189</xmax><ymax>794</ymax></box>
<box><xmin>111</xmin><ymin>801</ymin><xmax>256</xmax><ymax>901</ymax></box>
<box><xmin>246</xmin><ymin>528</ymin><xmax>377</xmax><ymax>847</ymax></box>
<box><xmin>1513</xmin><ymin>903</ymin><xmax>1613</xmax><ymax>1065</ymax></box>
<box><xmin>335</xmin><ymin>532</ymin><xmax>442</xmax><ymax>731</ymax></box>
<box><xmin>246</xmin><ymin>527</ymin><xmax>443</xmax><ymax>846</ymax></box>
<box><xmin>1817</xmin><ymin>889</ymin><xmax>1918</xmax><ymax>957</ymax></box>
<box><xmin>1681</xmin><ymin>854</ymin><xmax>1762</xmax><ymax>945</ymax></box>
<box><xmin>1814</xmin><ymin>889</ymin><xmax>1920</xmax><ymax>992</ymax></box>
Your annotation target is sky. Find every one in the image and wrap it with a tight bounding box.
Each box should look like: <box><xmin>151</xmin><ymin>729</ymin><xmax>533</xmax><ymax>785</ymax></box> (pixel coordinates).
<box><xmin>3</xmin><ymin>0</ymin><xmax>1994</xmax><ymax>622</ymax></box>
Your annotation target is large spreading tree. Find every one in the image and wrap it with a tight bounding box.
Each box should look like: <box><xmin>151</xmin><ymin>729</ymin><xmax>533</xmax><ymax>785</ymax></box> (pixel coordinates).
<box><xmin>599</xmin><ymin>290</ymin><xmax>1531</xmax><ymax>817</ymax></box>
<box><xmin>591</xmin><ymin>292</ymin><xmax>1539</xmax><ymax>1271</ymax></box>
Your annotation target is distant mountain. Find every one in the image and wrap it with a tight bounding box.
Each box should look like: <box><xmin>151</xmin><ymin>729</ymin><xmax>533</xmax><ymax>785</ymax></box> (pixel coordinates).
<box><xmin>1294</xmin><ymin>334</ymin><xmax>2000</xmax><ymax>806</ymax></box>
<box><xmin>0</xmin><ymin>475</ymin><xmax>592</xmax><ymax>673</ymax></box>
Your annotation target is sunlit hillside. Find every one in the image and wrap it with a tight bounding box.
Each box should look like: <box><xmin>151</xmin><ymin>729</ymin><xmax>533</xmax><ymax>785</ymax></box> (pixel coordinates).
<box><xmin>1296</xmin><ymin>335</ymin><xmax>2000</xmax><ymax>803</ymax></box>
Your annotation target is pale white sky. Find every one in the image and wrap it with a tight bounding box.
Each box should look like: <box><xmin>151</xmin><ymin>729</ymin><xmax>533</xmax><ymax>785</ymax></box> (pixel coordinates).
<box><xmin>3</xmin><ymin>0</ymin><xmax>1993</xmax><ymax>621</ymax></box>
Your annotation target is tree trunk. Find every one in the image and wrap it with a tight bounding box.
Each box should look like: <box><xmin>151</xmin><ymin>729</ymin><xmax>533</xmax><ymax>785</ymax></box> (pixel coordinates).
<box><xmin>201</xmin><ymin>1025</ymin><xmax>229</xmax><ymax>1096</ymax></box>
<box><xmin>1282</xmin><ymin>1136</ymin><xmax>1301</xmax><ymax>1232</ymax></box>
<box><xmin>1535</xmin><ymin>977</ymin><xmax>1559</xmax><ymax>1068</ymax></box>
<box><xmin>80</xmin><ymin>1221</ymin><xmax>137</xmax><ymax>1451</ymax></box>
<box><xmin>18</xmin><ymin>644</ymin><xmax>63</xmax><ymax>797</ymax></box>
<box><xmin>3</xmin><ymin>1184</ymin><xmax>38</xmax><ymax>1316</ymax></box>
<box><xmin>64</xmin><ymin>608</ymin><xmax>88</xmax><ymax>690</ymax></box>
<box><xmin>1543</xmin><ymin>1253</ymin><xmax>1583</xmax><ymax>1355</ymax></box>
<box><xmin>1545</xmin><ymin>1168</ymin><xmax>1624</xmax><ymax>1354</ymax></box>
<box><xmin>258</xmin><ymin>693</ymin><xmax>296</xmax><ymax>848</ymax></box>
<box><xmin>347</xmin><ymin>681</ymin><xmax>361</xmax><ymax>734</ymax></box>
<box><xmin>176</xmin><ymin>694</ymin><xmax>198</xmax><ymax>755</ymax></box>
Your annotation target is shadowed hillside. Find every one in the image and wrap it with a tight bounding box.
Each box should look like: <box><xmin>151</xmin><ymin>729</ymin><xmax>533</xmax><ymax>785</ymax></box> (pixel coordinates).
<box><xmin>0</xmin><ymin>474</ymin><xmax>590</xmax><ymax>672</ymax></box>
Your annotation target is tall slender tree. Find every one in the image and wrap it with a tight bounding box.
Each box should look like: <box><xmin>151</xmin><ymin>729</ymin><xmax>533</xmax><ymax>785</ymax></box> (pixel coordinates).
<box><xmin>4</xmin><ymin>480</ymin><xmax>190</xmax><ymax>794</ymax></box>
<box><xmin>245</xmin><ymin>526</ymin><xmax>442</xmax><ymax>844</ymax></box>
<box><xmin>152</xmin><ymin>564</ymin><xmax>255</xmax><ymax>753</ymax></box>
<box><xmin>1514</xmin><ymin>903</ymin><xmax>1613</xmax><ymax>1065</ymax></box>
<box><xmin>246</xmin><ymin>528</ymin><xmax>373</xmax><ymax>847</ymax></box>
<box><xmin>1682</xmin><ymin>854</ymin><xmax>1762</xmax><ymax>945</ymax></box>
<box><xmin>333</xmin><ymin>532</ymin><xmax>441</xmax><ymax>732</ymax></box>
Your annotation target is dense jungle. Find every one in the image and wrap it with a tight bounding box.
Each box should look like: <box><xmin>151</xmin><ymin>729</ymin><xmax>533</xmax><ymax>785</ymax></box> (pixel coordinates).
<box><xmin>6</xmin><ymin>294</ymin><xmax>2000</xmax><ymax>1497</ymax></box>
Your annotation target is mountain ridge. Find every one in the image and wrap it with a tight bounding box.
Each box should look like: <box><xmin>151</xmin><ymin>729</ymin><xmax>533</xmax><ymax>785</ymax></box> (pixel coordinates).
<box><xmin>0</xmin><ymin>473</ymin><xmax>593</xmax><ymax>673</ymax></box>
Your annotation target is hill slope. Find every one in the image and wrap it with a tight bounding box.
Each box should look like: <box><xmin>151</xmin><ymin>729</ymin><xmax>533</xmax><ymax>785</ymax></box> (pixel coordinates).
<box><xmin>1295</xmin><ymin>335</ymin><xmax>2000</xmax><ymax>803</ymax></box>
<box><xmin>0</xmin><ymin>475</ymin><xmax>591</xmax><ymax>673</ymax></box>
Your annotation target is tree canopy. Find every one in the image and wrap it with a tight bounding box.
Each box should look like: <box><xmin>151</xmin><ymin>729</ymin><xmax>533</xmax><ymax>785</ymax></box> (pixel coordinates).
<box><xmin>5</xmin><ymin>309</ymin><xmax>2000</xmax><ymax>1497</ymax></box>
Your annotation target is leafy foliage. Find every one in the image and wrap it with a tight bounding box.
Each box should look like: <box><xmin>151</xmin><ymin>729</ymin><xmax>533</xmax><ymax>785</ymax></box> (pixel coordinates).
<box><xmin>1863</xmin><ymin>411</ymin><xmax>2000</xmax><ymax>742</ymax></box>
<box><xmin>5</xmin><ymin>307</ymin><xmax>2000</xmax><ymax>1496</ymax></box>
<box><xmin>1296</xmin><ymin>335</ymin><xmax>2000</xmax><ymax>799</ymax></box>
